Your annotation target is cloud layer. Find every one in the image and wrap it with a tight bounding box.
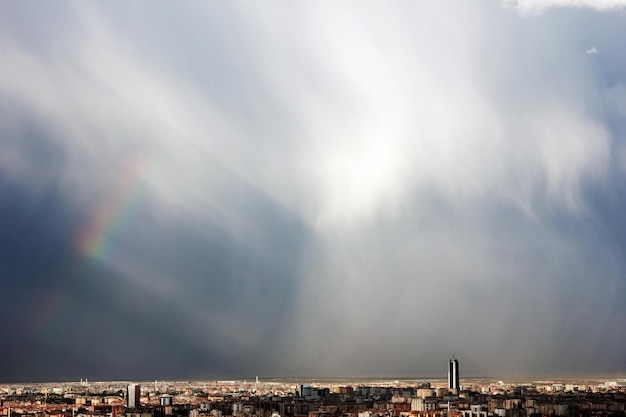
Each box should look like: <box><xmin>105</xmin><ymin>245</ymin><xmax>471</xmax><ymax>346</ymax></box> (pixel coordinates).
<box><xmin>0</xmin><ymin>1</ymin><xmax>625</xmax><ymax>381</ymax></box>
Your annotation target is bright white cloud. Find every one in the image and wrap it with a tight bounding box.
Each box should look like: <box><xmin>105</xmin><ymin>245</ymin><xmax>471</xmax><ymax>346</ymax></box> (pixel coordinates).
<box><xmin>505</xmin><ymin>0</ymin><xmax>626</xmax><ymax>13</ymax></box>
<box><xmin>0</xmin><ymin>1</ymin><xmax>610</xmax><ymax>228</ymax></box>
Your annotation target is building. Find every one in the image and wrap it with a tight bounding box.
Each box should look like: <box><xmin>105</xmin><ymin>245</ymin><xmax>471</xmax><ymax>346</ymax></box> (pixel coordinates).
<box><xmin>127</xmin><ymin>384</ymin><xmax>141</xmax><ymax>408</ymax></box>
<box><xmin>448</xmin><ymin>356</ymin><xmax>459</xmax><ymax>391</ymax></box>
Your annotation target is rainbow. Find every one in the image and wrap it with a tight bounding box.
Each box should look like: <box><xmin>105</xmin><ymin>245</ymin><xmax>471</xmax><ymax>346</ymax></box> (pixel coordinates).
<box><xmin>36</xmin><ymin>156</ymin><xmax>155</xmax><ymax>343</ymax></box>
<box><xmin>76</xmin><ymin>153</ymin><xmax>154</xmax><ymax>263</ymax></box>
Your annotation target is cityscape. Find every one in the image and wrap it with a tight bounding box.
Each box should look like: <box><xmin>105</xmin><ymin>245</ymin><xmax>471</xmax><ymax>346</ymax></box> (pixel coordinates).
<box><xmin>1</xmin><ymin>359</ymin><xmax>625</xmax><ymax>417</ymax></box>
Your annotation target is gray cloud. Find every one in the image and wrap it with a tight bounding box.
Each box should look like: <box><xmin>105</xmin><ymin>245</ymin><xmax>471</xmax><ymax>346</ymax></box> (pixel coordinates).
<box><xmin>0</xmin><ymin>1</ymin><xmax>625</xmax><ymax>381</ymax></box>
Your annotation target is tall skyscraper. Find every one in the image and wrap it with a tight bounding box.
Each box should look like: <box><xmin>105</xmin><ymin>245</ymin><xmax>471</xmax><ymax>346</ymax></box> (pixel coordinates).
<box><xmin>127</xmin><ymin>384</ymin><xmax>140</xmax><ymax>408</ymax></box>
<box><xmin>448</xmin><ymin>356</ymin><xmax>459</xmax><ymax>391</ymax></box>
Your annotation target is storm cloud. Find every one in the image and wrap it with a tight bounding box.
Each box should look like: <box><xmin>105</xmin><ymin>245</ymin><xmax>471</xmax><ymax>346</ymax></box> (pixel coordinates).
<box><xmin>0</xmin><ymin>1</ymin><xmax>625</xmax><ymax>382</ymax></box>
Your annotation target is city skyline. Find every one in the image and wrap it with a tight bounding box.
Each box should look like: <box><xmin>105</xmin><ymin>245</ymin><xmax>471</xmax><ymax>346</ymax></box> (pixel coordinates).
<box><xmin>2</xmin><ymin>375</ymin><xmax>625</xmax><ymax>417</ymax></box>
<box><xmin>2</xmin><ymin>371</ymin><xmax>625</xmax><ymax>387</ymax></box>
<box><xmin>1</xmin><ymin>0</ymin><xmax>626</xmax><ymax>382</ymax></box>
<box><xmin>3</xmin><ymin>374</ymin><xmax>624</xmax><ymax>409</ymax></box>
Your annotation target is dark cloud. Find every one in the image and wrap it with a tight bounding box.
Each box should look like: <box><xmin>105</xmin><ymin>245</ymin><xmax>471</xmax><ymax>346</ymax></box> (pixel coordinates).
<box><xmin>0</xmin><ymin>169</ymin><xmax>311</xmax><ymax>381</ymax></box>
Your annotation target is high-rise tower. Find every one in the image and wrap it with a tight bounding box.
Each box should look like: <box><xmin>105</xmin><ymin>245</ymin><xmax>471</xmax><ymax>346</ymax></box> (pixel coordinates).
<box><xmin>448</xmin><ymin>356</ymin><xmax>459</xmax><ymax>391</ymax></box>
<box><xmin>127</xmin><ymin>384</ymin><xmax>140</xmax><ymax>408</ymax></box>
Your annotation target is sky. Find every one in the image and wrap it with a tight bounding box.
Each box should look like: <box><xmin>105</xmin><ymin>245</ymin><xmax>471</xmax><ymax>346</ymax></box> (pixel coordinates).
<box><xmin>1</xmin><ymin>0</ymin><xmax>626</xmax><ymax>383</ymax></box>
